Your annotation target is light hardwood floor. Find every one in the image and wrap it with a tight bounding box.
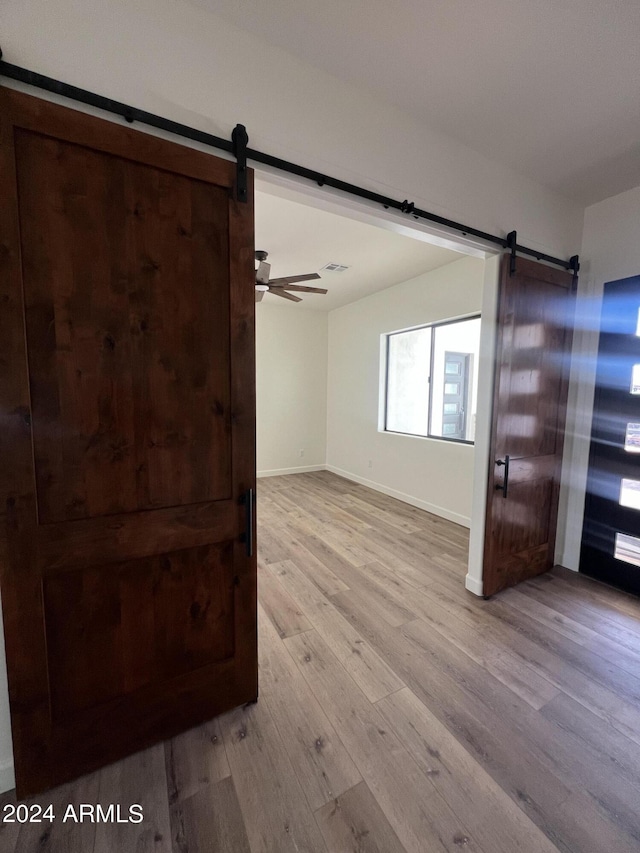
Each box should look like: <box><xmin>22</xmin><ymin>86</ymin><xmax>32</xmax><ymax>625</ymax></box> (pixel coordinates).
<box><xmin>3</xmin><ymin>470</ymin><xmax>640</xmax><ymax>852</ymax></box>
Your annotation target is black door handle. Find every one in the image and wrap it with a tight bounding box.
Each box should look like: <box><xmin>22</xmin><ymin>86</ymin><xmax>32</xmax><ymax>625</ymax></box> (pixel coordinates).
<box><xmin>240</xmin><ymin>488</ymin><xmax>254</xmax><ymax>557</ymax></box>
<box><xmin>495</xmin><ymin>455</ymin><xmax>510</xmax><ymax>499</ymax></box>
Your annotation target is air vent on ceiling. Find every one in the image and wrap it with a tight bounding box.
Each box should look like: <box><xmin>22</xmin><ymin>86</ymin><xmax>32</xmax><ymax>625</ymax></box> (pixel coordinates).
<box><xmin>321</xmin><ymin>262</ymin><xmax>350</xmax><ymax>273</ymax></box>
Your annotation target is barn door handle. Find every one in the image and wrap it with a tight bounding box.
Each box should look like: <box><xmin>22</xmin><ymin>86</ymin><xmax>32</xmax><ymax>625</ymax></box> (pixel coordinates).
<box><xmin>240</xmin><ymin>489</ymin><xmax>254</xmax><ymax>557</ymax></box>
<box><xmin>495</xmin><ymin>455</ymin><xmax>510</xmax><ymax>499</ymax></box>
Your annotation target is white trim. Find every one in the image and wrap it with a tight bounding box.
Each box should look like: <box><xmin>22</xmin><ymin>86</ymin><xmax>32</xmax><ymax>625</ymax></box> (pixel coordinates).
<box><xmin>0</xmin><ymin>758</ymin><xmax>15</xmax><ymax>794</ymax></box>
<box><xmin>326</xmin><ymin>465</ymin><xmax>471</xmax><ymax>528</ymax></box>
<box><xmin>466</xmin><ymin>255</ymin><xmax>501</xmax><ymax>595</ymax></box>
<box><xmin>555</xmin><ymin>557</ymin><xmax>578</xmax><ymax>573</ymax></box>
<box><xmin>257</xmin><ymin>465</ymin><xmax>326</xmax><ymax>478</ymax></box>
<box><xmin>254</xmin><ymin>171</ymin><xmax>496</xmax><ymax>261</ymax></box>
<box><xmin>464</xmin><ymin>573</ymin><xmax>484</xmax><ymax>597</ymax></box>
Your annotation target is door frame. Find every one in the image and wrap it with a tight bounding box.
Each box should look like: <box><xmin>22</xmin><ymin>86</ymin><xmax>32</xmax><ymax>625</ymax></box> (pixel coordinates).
<box><xmin>249</xmin><ymin>169</ymin><xmax>506</xmax><ymax>597</ymax></box>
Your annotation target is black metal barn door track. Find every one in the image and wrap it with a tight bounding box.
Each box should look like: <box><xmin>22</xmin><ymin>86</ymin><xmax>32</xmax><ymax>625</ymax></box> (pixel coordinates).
<box><xmin>0</xmin><ymin>47</ymin><xmax>579</xmax><ymax>274</ymax></box>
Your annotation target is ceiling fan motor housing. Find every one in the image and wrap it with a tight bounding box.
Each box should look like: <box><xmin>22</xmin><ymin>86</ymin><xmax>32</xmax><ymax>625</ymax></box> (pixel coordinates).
<box><xmin>254</xmin><ymin>249</ymin><xmax>325</xmax><ymax>302</ymax></box>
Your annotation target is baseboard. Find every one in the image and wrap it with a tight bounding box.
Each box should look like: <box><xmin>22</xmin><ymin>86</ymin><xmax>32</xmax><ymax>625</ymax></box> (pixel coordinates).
<box><xmin>257</xmin><ymin>464</ymin><xmax>326</xmax><ymax>478</ymax></box>
<box><xmin>464</xmin><ymin>573</ymin><xmax>484</xmax><ymax>597</ymax></box>
<box><xmin>0</xmin><ymin>758</ymin><xmax>15</xmax><ymax>795</ymax></box>
<box><xmin>325</xmin><ymin>465</ymin><xmax>471</xmax><ymax>528</ymax></box>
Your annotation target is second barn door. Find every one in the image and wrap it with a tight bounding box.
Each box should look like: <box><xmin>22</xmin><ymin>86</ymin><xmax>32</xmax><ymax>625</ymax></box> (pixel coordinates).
<box><xmin>482</xmin><ymin>256</ymin><xmax>574</xmax><ymax>597</ymax></box>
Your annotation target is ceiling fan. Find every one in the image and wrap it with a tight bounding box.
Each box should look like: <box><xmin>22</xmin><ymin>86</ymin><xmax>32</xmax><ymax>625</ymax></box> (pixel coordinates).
<box><xmin>255</xmin><ymin>250</ymin><xmax>328</xmax><ymax>303</ymax></box>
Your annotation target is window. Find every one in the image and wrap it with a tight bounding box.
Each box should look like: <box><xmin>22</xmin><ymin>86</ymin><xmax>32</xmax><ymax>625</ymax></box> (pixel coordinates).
<box><xmin>624</xmin><ymin>423</ymin><xmax>640</xmax><ymax>453</ymax></box>
<box><xmin>614</xmin><ymin>532</ymin><xmax>640</xmax><ymax>568</ymax></box>
<box><xmin>383</xmin><ymin>316</ymin><xmax>481</xmax><ymax>443</ymax></box>
<box><xmin>620</xmin><ymin>478</ymin><xmax>640</xmax><ymax>510</ymax></box>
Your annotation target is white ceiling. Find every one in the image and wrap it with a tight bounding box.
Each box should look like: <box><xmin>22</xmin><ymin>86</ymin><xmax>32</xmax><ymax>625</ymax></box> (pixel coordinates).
<box><xmin>255</xmin><ymin>190</ymin><xmax>463</xmax><ymax>311</ymax></box>
<box><xmin>198</xmin><ymin>0</ymin><xmax>640</xmax><ymax>206</ymax></box>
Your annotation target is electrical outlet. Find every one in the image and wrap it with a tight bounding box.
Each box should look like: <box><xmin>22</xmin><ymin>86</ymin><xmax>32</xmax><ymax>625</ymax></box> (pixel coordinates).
<box><xmin>299</xmin><ymin>449</ymin><xmax>305</xmax><ymax>458</ymax></box>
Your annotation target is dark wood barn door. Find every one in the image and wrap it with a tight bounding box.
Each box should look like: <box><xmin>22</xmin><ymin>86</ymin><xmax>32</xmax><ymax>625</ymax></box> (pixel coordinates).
<box><xmin>482</xmin><ymin>256</ymin><xmax>574</xmax><ymax>597</ymax></box>
<box><xmin>0</xmin><ymin>89</ymin><xmax>256</xmax><ymax>797</ymax></box>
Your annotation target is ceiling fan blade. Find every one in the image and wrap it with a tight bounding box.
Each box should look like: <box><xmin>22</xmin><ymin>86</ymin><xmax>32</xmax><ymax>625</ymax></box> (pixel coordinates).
<box><xmin>256</xmin><ymin>260</ymin><xmax>271</xmax><ymax>285</ymax></box>
<box><xmin>271</xmin><ymin>284</ymin><xmax>328</xmax><ymax>294</ymax></box>
<box><xmin>270</xmin><ymin>288</ymin><xmax>302</xmax><ymax>302</ymax></box>
<box><xmin>255</xmin><ymin>289</ymin><xmax>265</xmax><ymax>302</ymax></box>
<box><xmin>268</xmin><ymin>273</ymin><xmax>321</xmax><ymax>286</ymax></box>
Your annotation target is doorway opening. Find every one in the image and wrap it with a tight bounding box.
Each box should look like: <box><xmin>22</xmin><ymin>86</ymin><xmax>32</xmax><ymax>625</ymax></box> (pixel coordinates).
<box><xmin>252</xmin><ymin>173</ymin><xmax>498</xmax><ymax>593</ymax></box>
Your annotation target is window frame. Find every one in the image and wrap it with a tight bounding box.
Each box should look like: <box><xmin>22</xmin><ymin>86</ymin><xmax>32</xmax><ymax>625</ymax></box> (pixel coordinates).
<box><xmin>382</xmin><ymin>313</ymin><xmax>481</xmax><ymax>446</ymax></box>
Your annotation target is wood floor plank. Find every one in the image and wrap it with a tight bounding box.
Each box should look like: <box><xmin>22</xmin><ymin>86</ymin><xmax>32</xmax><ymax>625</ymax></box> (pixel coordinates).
<box><xmin>169</xmin><ymin>777</ymin><xmax>251</xmax><ymax>853</ymax></box>
<box><xmin>314</xmin><ymin>781</ymin><xmax>406</xmax><ymax>853</ymax></box>
<box><xmin>345</xmin><ymin>592</ymin><xmax>640</xmax><ymax>851</ymax></box>
<box><xmin>541</xmin><ymin>692</ymin><xmax>640</xmax><ymax>796</ymax></box>
<box><xmin>284</xmin><ymin>483</ymin><xmax>373</xmax><ymax>534</ymax></box>
<box><xmin>262</xmin><ymin>523</ymin><xmax>350</xmax><ymax>597</ymax></box>
<box><xmin>258</xmin><ymin>564</ymin><xmax>313</xmax><ymax>639</ymax></box>
<box><xmin>0</xmin><ymin>789</ymin><xmax>19</xmax><ymax>853</ymax></box>
<box><xmin>484</xmin><ymin>597</ymin><xmax>640</xmax><ymax>747</ymax></box>
<box><xmin>409</xmin><ymin>525</ymin><xmax>469</xmax><ymax>560</ymax></box>
<box><xmin>261</xmin><ymin>487</ymin><xmax>305</xmax><ymax>516</ymax></box>
<box><xmin>288</xmin><ymin>513</ymin><xmax>371</xmax><ymax>567</ymax></box>
<box><xmin>93</xmin><ymin>744</ymin><xmax>172</xmax><ymax>853</ymax></box>
<box><xmin>284</xmin><ymin>630</ymin><xmax>483</xmax><ymax>853</ymax></box>
<box><xmin>218</xmin><ymin>697</ymin><xmax>328</xmax><ymax>853</ymax></box>
<box><xmin>501</xmin><ymin>586</ymin><xmax>640</xmax><ymax>677</ymax></box>
<box><xmin>375</xmin><ymin>687</ymin><xmax>561</xmax><ymax>853</ymax></box>
<box><xmin>328</xmin><ymin>589</ymin><xmax>575</xmax><ymax>830</ymax></box>
<box><xmin>351</xmin><ymin>556</ymin><xmax>433</xmax><ymax>597</ymax></box>
<box><xmin>331</xmin><ymin>493</ymin><xmax>422</xmax><ymax>533</ymax></box>
<box><xmin>304</xmin><ymin>470</ymin><xmax>353</xmax><ymax>495</ymax></box>
<box><xmin>550</xmin><ymin>566</ymin><xmax>640</xmax><ymax>620</ymax></box>
<box><xmin>11</xmin><ymin>772</ymin><xmax>100</xmax><ymax>853</ymax></box>
<box><xmin>255</xmin><ymin>524</ymin><xmax>293</xmax><ymax>566</ymax></box>
<box><xmin>521</xmin><ymin>579</ymin><xmax>640</xmax><ymax>654</ymax></box>
<box><xmin>423</xmin><ymin>577</ymin><xmax>640</xmax><ymax>747</ymax></box>
<box><xmin>281</xmin><ymin>526</ymin><xmax>360</xmax><ymax>580</ymax></box>
<box><xmin>257</xmin><ymin>603</ymin><xmax>362</xmax><ymax>811</ymax></box>
<box><xmin>164</xmin><ymin>718</ymin><xmax>230</xmax><ymax>806</ymax></box>
<box><xmin>401</xmin><ymin>588</ymin><xmax>560</xmax><ymax>709</ymax></box>
<box><xmin>555</xmin><ymin>790</ymin><xmax>640</xmax><ymax>853</ymax></box>
<box><xmin>337</xmin><ymin>483</ymin><xmax>460</xmax><ymax>535</ymax></box>
<box><xmin>265</xmin><ymin>559</ymin><xmax>405</xmax><ymax>701</ymax></box>
<box><xmin>398</xmin><ymin>614</ymin><xmax>640</xmax><ymax>843</ymax></box>
<box><xmin>352</xmin><ymin>523</ymin><xmax>456</xmax><ymax>585</ymax></box>
<box><xmin>328</xmin><ymin>562</ymin><xmax>418</xmax><ymax>628</ymax></box>
<box><xmin>9</xmin><ymin>471</ymin><xmax>640</xmax><ymax>853</ymax></box>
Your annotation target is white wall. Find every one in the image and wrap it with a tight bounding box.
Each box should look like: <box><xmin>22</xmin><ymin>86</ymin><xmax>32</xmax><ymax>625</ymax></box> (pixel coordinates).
<box><xmin>0</xmin><ymin>0</ymin><xmax>583</xmax><ymax>262</ymax></box>
<box><xmin>558</xmin><ymin>185</ymin><xmax>640</xmax><ymax>570</ymax></box>
<box><xmin>0</xmin><ymin>0</ymin><xmax>586</xmax><ymax>792</ymax></box>
<box><xmin>327</xmin><ymin>256</ymin><xmax>485</xmax><ymax>527</ymax></box>
<box><xmin>256</xmin><ymin>304</ymin><xmax>328</xmax><ymax>476</ymax></box>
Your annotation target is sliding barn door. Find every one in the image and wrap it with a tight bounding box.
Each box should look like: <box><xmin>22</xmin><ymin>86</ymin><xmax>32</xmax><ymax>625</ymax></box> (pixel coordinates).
<box><xmin>0</xmin><ymin>89</ymin><xmax>256</xmax><ymax>797</ymax></box>
<box><xmin>482</xmin><ymin>256</ymin><xmax>574</xmax><ymax>597</ymax></box>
